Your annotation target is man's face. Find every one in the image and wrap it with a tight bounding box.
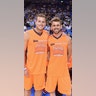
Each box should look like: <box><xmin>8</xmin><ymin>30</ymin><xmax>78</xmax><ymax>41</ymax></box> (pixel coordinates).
<box><xmin>35</xmin><ymin>17</ymin><xmax>46</xmax><ymax>31</ymax></box>
<box><xmin>51</xmin><ymin>21</ymin><xmax>62</xmax><ymax>34</ymax></box>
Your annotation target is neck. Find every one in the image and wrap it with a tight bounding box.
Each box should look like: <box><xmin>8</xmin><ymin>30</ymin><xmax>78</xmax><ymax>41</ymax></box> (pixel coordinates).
<box><xmin>35</xmin><ymin>27</ymin><xmax>43</xmax><ymax>34</ymax></box>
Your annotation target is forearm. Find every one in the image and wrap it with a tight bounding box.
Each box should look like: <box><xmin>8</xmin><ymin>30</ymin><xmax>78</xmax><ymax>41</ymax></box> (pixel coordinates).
<box><xmin>67</xmin><ymin>38</ymin><xmax>72</xmax><ymax>62</ymax></box>
<box><xmin>24</xmin><ymin>50</ymin><xmax>27</xmax><ymax>68</ymax></box>
<box><xmin>67</xmin><ymin>52</ymin><xmax>71</xmax><ymax>62</ymax></box>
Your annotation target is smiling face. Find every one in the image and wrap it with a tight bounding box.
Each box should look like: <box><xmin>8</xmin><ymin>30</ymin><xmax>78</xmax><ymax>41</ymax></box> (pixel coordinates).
<box><xmin>51</xmin><ymin>21</ymin><xmax>62</xmax><ymax>34</ymax></box>
<box><xmin>35</xmin><ymin>14</ymin><xmax>46</xmax><ymax>31</ymax></box>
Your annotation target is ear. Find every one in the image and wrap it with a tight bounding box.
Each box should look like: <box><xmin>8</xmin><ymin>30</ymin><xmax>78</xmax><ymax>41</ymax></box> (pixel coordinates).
<box><xmin>61</xmin><ymin>25</ymin><xmax>62</xmax><ymax>29</ymax></box>
<box><xmin>44</xmin><ymin>22</ymin><xmax>46</xmax><ymax>26</ymax></box>
<box><xmin>50</xmin><ymin>26</ymin><xmax>53</xmax><ymax>31</ymax></box>
<box><xmin>35</xmin><ymin>20</ymin><xmax>37</xmax><ymax>24</ymax></box>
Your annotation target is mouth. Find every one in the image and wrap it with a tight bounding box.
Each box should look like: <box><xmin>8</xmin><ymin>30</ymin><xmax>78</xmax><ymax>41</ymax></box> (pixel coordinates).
<box><xmin>39</xmin><ymin>25</ymin><xmax>43</xmax><ymax>28</ymax></box>
<box><xmin>54</xmin><ymin>29</ymin><xmax>59</xmax><ymax>31</ymax></box>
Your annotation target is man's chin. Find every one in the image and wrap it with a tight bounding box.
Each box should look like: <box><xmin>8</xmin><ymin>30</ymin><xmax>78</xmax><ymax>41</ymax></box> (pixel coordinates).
<box><xmin>38</xmin><ymin>27</ymin><xmax>44</xmax><ymax>30</ymax></box>
<box><xmin>54</xmin><ymin>31</ymin><xmax>59</xmax><ymax>34</ymax></box>
<box><xmin>39</xmin><ymin>27</ymin><xmax>44</xmax><ymax>30</ymax></box>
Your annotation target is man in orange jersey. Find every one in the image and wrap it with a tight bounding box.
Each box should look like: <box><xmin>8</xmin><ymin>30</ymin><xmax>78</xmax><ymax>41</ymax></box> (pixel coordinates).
<box><xmin>24</xmin><ymin>14</ymin><xmax>49</xmax><ymax>96</ymax></box>
<box><xmin>45</xmin><ymin>17</ymin><xmax>72</xmax><ymax>96</ymax></box>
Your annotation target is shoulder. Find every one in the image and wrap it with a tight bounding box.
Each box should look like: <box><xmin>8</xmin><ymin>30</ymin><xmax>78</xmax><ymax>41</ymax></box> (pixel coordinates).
<box><xmin>43</xmin><ymin>30</ymin><xmax>50</xmax><ymax>36</ymax></box>
<box><xmin>62</xmin><ymin>33</ymin><xmax>71</xmax><ymax>41</ymax></box>
<box><xmin>24</xmin><ymin>30</ymin><xmax>30</xmax><ymax>40</ymax></box>
<box><xmin>48</xmin><ymin>35</ymin><xmax>53</xmax><ymax>42</ymax></box>
<box><xmin>24</xmin><ymin>29</ymin><xmax>34</xmax><ymax>39</ymax></box>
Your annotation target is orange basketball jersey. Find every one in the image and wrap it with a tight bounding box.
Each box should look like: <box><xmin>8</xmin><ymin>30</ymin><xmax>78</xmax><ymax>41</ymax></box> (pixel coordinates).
<box><xmin>47</xmin><ymin>33</ymin><xmax>70</xmax><ymax>77</ymax></box>
<box><xmin>26</xmin><ymin>29</ymin><xmax>49</xmax><ymax>74</ymax></box>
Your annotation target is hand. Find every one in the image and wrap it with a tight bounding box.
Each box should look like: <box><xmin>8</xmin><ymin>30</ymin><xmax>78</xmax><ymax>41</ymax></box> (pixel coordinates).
<box><xmin>24</xmin><ymin>68</ymin><xmax>29</xmax><ymax>77</ymax></box>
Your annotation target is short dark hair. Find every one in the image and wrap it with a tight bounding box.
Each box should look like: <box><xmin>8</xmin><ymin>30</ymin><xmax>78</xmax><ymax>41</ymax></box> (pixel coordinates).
<box><xmin>49</xmin><ymin>17</ymin><xmax>62</xmax><ymax>26</ymax></box>
<box><xmin>36</xmin><ymin>13</ymin><xmax>46</xmax><ymax>20</ymax></box>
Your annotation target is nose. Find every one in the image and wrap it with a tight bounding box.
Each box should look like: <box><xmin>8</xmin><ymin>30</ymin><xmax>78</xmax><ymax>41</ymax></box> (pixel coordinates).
<box><xmin>40</xmin><ymin>21</ymin><xmax>44</xmax><ymax>25</ymax></box>
<box><xmin>54</xmin><ymin>26</ymin><xmax>58</xmax><ymax>28</ymax></box>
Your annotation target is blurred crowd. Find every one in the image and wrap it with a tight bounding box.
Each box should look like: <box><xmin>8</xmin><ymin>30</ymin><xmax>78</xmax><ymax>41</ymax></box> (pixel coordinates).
<box><xmin>24</xmin><ymin>0</ymin><xmax>72</xmax><ymax>37</ymax></box>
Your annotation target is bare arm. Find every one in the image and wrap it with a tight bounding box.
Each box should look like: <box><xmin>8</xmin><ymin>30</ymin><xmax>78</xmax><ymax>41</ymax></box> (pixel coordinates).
<box><xmin>24</xmin><ymin>32</ymin><xmax>29</xmax><ymax>77</ymax></box>
<box><xmin>67</xmin><ymin>38</ymin><xmax>72</xmax><ymax>62</ymax></box>
<box><xmin>24</xmin><ymin>32</ymin><xmax>29</xmax><ymax>66</ymax></box>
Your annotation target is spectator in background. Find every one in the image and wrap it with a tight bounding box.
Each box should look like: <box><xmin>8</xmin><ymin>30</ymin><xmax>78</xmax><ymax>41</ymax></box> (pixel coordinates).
<box><xmin>24</xmin><ymin>2</ymin><xmax>72</xmax><ymax>35</ymax></box>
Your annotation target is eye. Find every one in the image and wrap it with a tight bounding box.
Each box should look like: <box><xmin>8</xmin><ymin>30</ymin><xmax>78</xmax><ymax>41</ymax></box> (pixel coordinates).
<box><xmin>53</xmin><ymin>25</ymin><xmax>55</xmax><ymax>27</ymax></box>
<box><xmin>42</xmin><ymin>21</ymin><xmax>45</xmax><ymax>23</ymax></box>
<box><xmin>57</xmin><ymin>24</ymin><xmax>60</xmax><ymax>26</ymax></box>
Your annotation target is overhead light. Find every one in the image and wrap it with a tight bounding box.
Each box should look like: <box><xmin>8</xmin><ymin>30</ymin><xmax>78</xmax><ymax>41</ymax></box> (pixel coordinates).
<box><xmin>61</xmin><ymin>0</ymin><xmax>63</xmax><ymax>3</ymax></box>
